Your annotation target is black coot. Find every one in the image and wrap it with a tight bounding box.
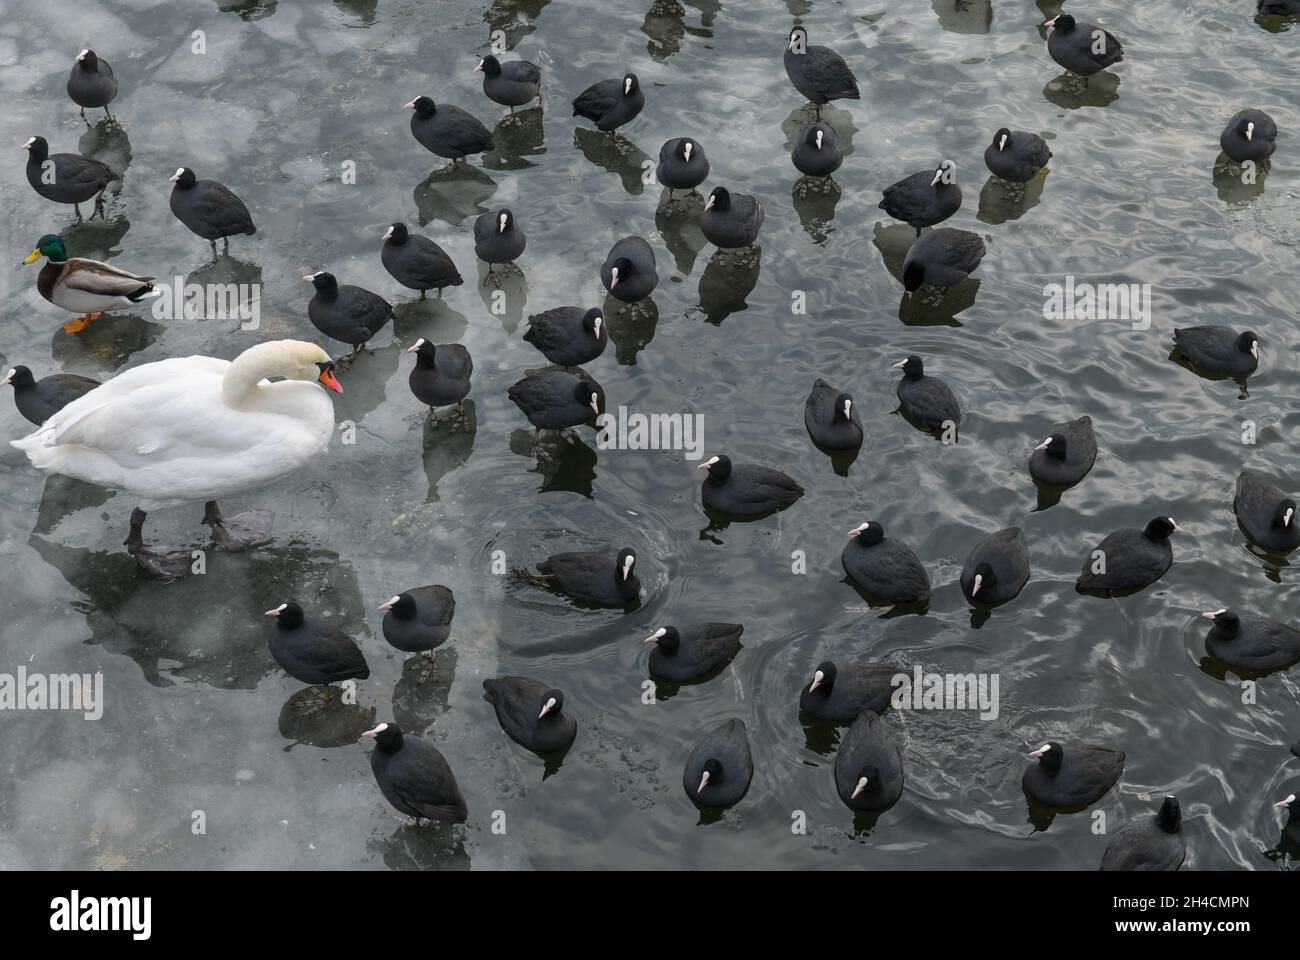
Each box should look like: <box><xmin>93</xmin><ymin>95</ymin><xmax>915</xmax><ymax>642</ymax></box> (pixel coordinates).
<box><xmin>1173</xmin><ymin>326</ymin><xmax>1258</xmax><ymax>377</ymax></box>
<box><xmin>1029</xmin><ymin>416</ymin><xmax>1096</xmax><ymax>487</ymax></box>
<box><xmin>572</xmin><ymin>74</ymin><xmax>644</xmax><ymax>132</ymax></box>
<box><xmin>1259</xmin><ymin>0</ymin><xmax>1300</xmax><ymax>13</ymax></box>
<box><xmin>535</xmin><ymin>546</ymin><xmax>640</xmax><ymax>607</ymax></box>
<box><xmin>800</xmin><ymin>660</ymin><xmax>899</xmax><ymax>720</ymax></box>
<box><xmin>960</xmin><ymin>527</ymin><xmax>1030</xmax><ymax>606</ymax></box>
<box><xmin>893</xmin><ymin>355</ymin><xmax>961</xmax><ymax>431</ymax></box>
<box><xmin>363</xmin><ymin>722</ymin><xmax>468</xmax><ymax>823</ymax></box>
<box><xmin>1235</xmin><ymin>470</ymin><xmax>1300</xmax><ymax>552</ymax></box>
<box><xmin>804</xmin><ymin>378</ymin><xmax>862</xmax><ymax>450</ymax></box>
<box><xmin>67</xmin><ymin>50</ymin><xmax>117</xmax><ymax>120</ymax></box>
<box><xmin>792</xmin><ymin>122</ymin><xmax>843</xmax><ymax>179</ymax></box>
<box><xmin>408</xmin><ymin>339</ymin><xmax>472</xmax><ymax>408</ymax></box>
<box><xmin>644</xmin><ymin>623</ymin><xmax>743</xmax><ymax>682</ymax></box>
<box><xmin>600</xmin><ymin>236</ymin><xmax>658</xmax><ymax>304</ymax></box>
<box><xmin>2</xmin><ymin>365</ymin><xmax>98</xmax><ymax>425</ymax></box>
<box><xmin>483</xmin><ymin>677</ymin><xmax>577</xmax><ymax>754</ymax></box>
<box><xmin>657</xmin><ymin>138</ymin><xmax>709</xmax><ymax>194</ymax></box>
<box><xmin>784</xmin><ymin>27</ymin><xmax>860</xmax><ymax>114</ymax></box>
<box><xmin>24</xmin><ymin>137</ymin><xmax>119</xmax><ymax>220</ymax></box>
<box><xmin>880</xmin><ymin>163</ymin><xmax>961</xmax><ymax>231</ymax></box>
<box><xmin>700</xmin><ymin>187</ymin><xmax>764</xmax><ymax>249</ymax></box>
<box><xmin>475</xmin><ymin>55</ymin><xmax>542</xmax><ymax>110</ymax></box>
<box><xmin>508</xmin><ymin>370</ymin><xmax>600</xmax><ymax>429</ymax></box>
<box><xmin>382</xmin><ymin>222</ymin><xmax>462</xmax><ymax>297</ymax></box>
<box><xmin>1076</xmin><ymin>517</ymin><xmax>1179</xmax><ymax>594</ymax></box>
<box><xmin>901</xmin><ymin>229</ymin><xmax>986</xmax><ymax>294</ymax></box>
<box><xmin>1274</xmin><ymin>792</ymin><xmax>1300</xmax><ymax>846</ymax></box>
<box><xmin>698</xmin><ymin>454</ymin><xmax>803</xmax><ymax>516</ymax></box>
<box><xmin>379</xmin><ymin>585</ymin><xmax>455</xmax><ymax>654</ymax></box>
<box><xmin>168</xmin><ymin>167</ymin><xmax>255</xmax><ymax>254</ymax></box>
<box><xmin>523</xmin><ymin>307</ymin><xmax>606</xmax><ymax>366</ymax></box>
<box><xmin>984</xmin><ymin>128</ymin><xmax>1051</xmax><ymax>182</ymax></box>
<box><xmin>842</xmin><ymin>521</ymin><xmax>931</xmax><ymax>604</ymax></box>
<box><xmin>304</xmin><ymin>272</ymin><xmax>393</xmax><ymax>358</ymax></box>
<box><xmin>683</xmin><ymin>719</ymin><xmax>752</xmax><ymax>807</ymax></box>
<box><xmin>834</xmin><ymin>711</ymin><xmax>905</xmax><ymax>812</ymax></box>
<box><xmin>1220</xmin><ymin>110</ymin><xmax>1277</xmax><ymax>163</ymax></box>
<box><xmin>1043</xmin><ymin>15</ymin><xmax>1124</xmax><ymax>76</ymax></box>
<box><xmin>474</xmin><ymin>208</ymin><xmax>526</xmax><ymax>281</ymax></box>
<box><xmin>1023</xmin><ymin>741</ymin><xmax>1125</xmax><ymax>808</ymax></box>
<box><xmin>405</xmin><ymin>96</ymin><xmax>493</xmax><ymax>162</ymax></box>
<box><xmin>263</xmin><ymin>601</ymin><xmax>370</xmax><ymax>687</ymax></box>
<box><xmin>1100</xmin><ymin>797</ymin><xmax>1185</xmax><ymax>871</ymax></box>
<box><xmin>1202</xmin><ymin>608</ymin><xmax>1300</xmax><ymax>672</ymax></box>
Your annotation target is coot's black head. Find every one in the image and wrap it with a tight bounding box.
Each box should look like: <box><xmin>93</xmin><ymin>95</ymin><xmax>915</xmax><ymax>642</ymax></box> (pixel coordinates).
<box><xmin>931</xmin><ymin>160</ymin><xmax>956</xmax><ymax>188</ymax></box>
<box><xmin>405</xmin><ymin>96</ymin><xmax>437</xmax><ymax>117</ymax></box>
<box><xmin>1157</xmin><ymin>796</ymin><xmax>1181</xmax><ymax>833</ymax></box>
<box><xmin>76</xmin><ymin>49</ymin><xmax>100</xmax><ymax>70</ymax></box>
<box><xmin>582</xmin><ymin>308</ymin><xmax>604</xmax><ymax>340</ymax></box>
<box><xmin>1236</xmin><ymin>330</ymin><xmax>1259</xmax><ymax>361</ymax></box>
<box><xmin>616</xmin><ymin>547</ymin><xmax>637</xmax><ymax>583</ymax></box>
<box><xmin>378</xmin><ymin>592</ymin><xmax>417</xmax><ymax>620</ymax></box>
<box><xmin>674</xmin><ymin>138</ymin><xmax>698</xmax><ymax>162</ymax></box>
<box><xmin>698</xmin><ymin>454</ymin><xmax>732</xmax><ymax>482</ymax></box>
<box><xmin>407</xmin><ymin>338</ymin><xmax>438</xmax><ymax>367</ymax></box>
<box><xmin>476</xmin><ymin>55</ymin><xmax>502</xmax><ymax>77</ymax></box>
<box><xmin>808</xmin><ymin>660</ymin><xmax>837</xmax><ymax>695</ymax></box>
<box><xmin>1034</xmin><ymin>433</ymin><xmax>1068</xmax><ymax>460</ymax></box>
<box><xmin>705</xmin><ymin>186</ymin><xmax>732</xmax><ymax>212</ymax></box>
<box><xmin>970</xmin><ymin>562</ymin><xmax>998</xmax><ymax>598</ymax></box>
<box><xmin>902</xmin><ymin>261</ymin><xmax>926</xmax><ymax>292</ymax></box>
<box><xmin>538</xmin><ymin>689</ymin><xmax>565</xmax><ymax>720</ymax></box>
<box><xmin>304</xmin><ymin>271</ymin><xmax>338</xmax><ymax>295</ymax></box>
<box><xmin>850</xmin><ymin>764</ymin><xmax>881</xmax><ymax>799</ymax></box>
<box><xmin>168</xmin><ymin>167</ymin><xmax>198</xmax><ymax>188</ymax></box>
<box><xmin>494</xmin><ymin>208</ymin><xmax>515</xmax><ymax>233</ymax></box>
<box><xmin>992</xmin><ymin>127</ymin><xmax>1012</xmax><ymax>151</ymax></box>
<box><xmin>1275</xmin><ymin>499</ymin><xmax>1296</xmax><ymax>529</ymax></box>
<box><xmin>1045</xmin><ymin>14</ymin><xmax>1076</xmax><ymax>32</ymax></box>
<box><xmin>788</xmin><ymin>26</ymin><xmax>809</xmax><ymax>51</ymax></box>
<box><xmin>607</xmin><ymin>257</ymin><xmax>635</xmax><ymax>289</ymax></box>
<box><xmin>848</xmin><ymin>520</ymin><xmax>885</xmax><ymax>546</ymax></box>
<box><xmin>574</xmin><ymin>379</ymin><xmax>600</xmax><ymax>416</ymax></box>
<box><xmin>1143</xmin><ymin>516</ymin><xmax>1180</xmax><ymax>541</ymax></box>
<box><xmin>264</xmin><ymin>601</ymin><xmax>305</xmax><ymax>629</ymax></box>
<box><xmin>384</xmin><ymin>222</ymin><xmax>409</xmax><ymax>244</ymax></box>
<box><xmin>645</xmin><ymin>626</ymin><xmax>681</xmax><ymax>652</ymax></box>
<box><xmin>362</xmin><ymin>721</ymin><xmax>404</xmax><ymax>753</ymax></box>
<box><xmin>1029</xmin><ymin>741</ymin><xmax>1064</xmax><ymax>773</ymax></box>
<box><xmin>893</xmin><ymin>355</ymin><xmax>925</xmax><ymax>379</ymax></box>
<box><xmin>833</xmin><ymin>392</ymin><xmax>854</xmax><ymax>423</ymax></box>
<box><xmin>1202</xmin><ymin>608</ymin><xmax>1240</xmax><ymax>637</ymax></box>
<box><xmin>697</xmin><ymin>757</ymin><xmax>724</xmax><ymax>794</ymax></box>
<box><xmin>622</xmin><ymin>74</ymin><xmax>640</xmax><ymax>97</ymax></box>
<box><xmin>805</xmin><ymin>123</ymin><xmax>832</xmax><ymax>149</ymax></box>
<box><xmin>1</xmin><ymin>366</ymin><xmax>34</xmax><ymax>390</ymax></box>
<box><xmin>21</xmin><ymin>136</ymin><xmax>49</xmax><ymax>160</ymax></box>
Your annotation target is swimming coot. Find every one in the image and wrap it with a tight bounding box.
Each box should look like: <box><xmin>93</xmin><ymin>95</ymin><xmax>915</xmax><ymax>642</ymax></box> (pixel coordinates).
<box><xmin>572</xmin><ymin>74</ymin><xmax>644</xmax><ymax>132</ymax></box>
<box><xmin>792</xmin><ymin>122</ymin><xmax>843</xmax><ymax>180</ymax></box>
<box><xmin>474</xmin><ymin>208</ymin><xmax>526</xmax><ymax>283</ymax></box>
<box><xmin>804</xmin><ymin>378</ymin><xmax>863</xmax><ymax>450</ymax></box>
<box><xmin>1</xmin><ymin>365</ymin><xmax>99</xmax><ymax>425</ymax></box>
<box><xmin>700</xmin><ymin>187</ymin><xmax>764</xmax><ymax>249</ymax></box>
<box><xmin>381</xmin><ymin>222</ymin><xmax>462</xmax><ymax>298</ymax></box>
<box><xmin>168</xmin><ymin>167</ymin><xmax>255</xmax><ymax>256</ymax></box>
<box><xmin>508</xmin><ymin>370</ymin><xmax>600</xmax><ymax>430</ymax></box>
<box><xmin>684</xmin><ymin>719</ymin><xmax>753</xmax><ymax>808</ymax></box>
<box><xmin>1029</xmin><ymin>416</ymin><xmax>1096</xmax><ymax>487</ymax></box>
<box><xmin>405</xmin><ymin>96</ymin><xmax>494</xmax><ymax>163</ymax></box>
<box><xmin>893</xmin><ymin>355</ymin><xmax>961</xmax><ymax>432</ymax></box>
<box><xmin>1202</xmin><ymin>608</ymin><xmax>1300</xmax><ymax>672</ymax></box>
<box><xmin>1076</xmin><ymin>517</ymin><xmax>1180</xmax><ymax>594</ymax></box>
<box><xmin>842</xmin><ymin>521</ymin><xmax>931</xmax><ymax>604</ymax></box>
<box><xmin>1235</xmin><ymin>470</ymin><xmax>1300</xmax><ymax>552</ymax></box>
<box><xmin>535</xmin><ymin>546</ymin><xmax>640</xmax><ymax>607</ymax></box>
<box><xmin>1172</xmin><ymin>326</ymin><xmax>1258</xmax><ymax>377</ymax></box>
<box><xmin>644</xmin><ymin>623</ymin><xmax>744</xmax><ymax>682</ymax></box>
<box><xmin>600</xmin><ymin>236</ymin><xmax>658</xmax><ymax>304</ymax></box>
<box><xmin>264</xmin><ymin>601</ymin><xmax>370</xmax><ymax>688</ymax></box>
<box><xmin>304</xmin><ymin>271</ymin><xmax>393</xmax><ymax>360</ymax></box>
<box><xmin>784</xmin><ymin>26</ymin><xmax>860</xmax><ymax>115</ymax></box>
<box><xmin>407</xmin><ymin>339</ymin><xmax>471</xmax><ymax>408</ymax></box>
<box><xmin>834</xmin><ymin>711</ymin><xmax>905</xmax><ymax>812</ymax></box>
<box><xmin>379</xmin><ymin>585</ymin><xmax>455</xmax><ymax>655</ymax></box>
<box><xmin>475</xmin><ymin>55</ymin><xmax>542</xmax><ymax>111</ymax></box>
<box><xmin>880</xmin><ymin>163</ymin><xmax>961</xmax><ymax>231</ymax></box>
<box><xmin>800</xmin><ymin>660</ymin><xmax>900</xmax><ymax>721</ymax></box>
<box><xmin>67</xmin><ymin>49</ymin><xmax>117</xmax><ymax>120</ymax></box>
<box><xmin>363</xmin><ymin>722</ymin><xmax>468</xmax><ymax>824</ymax></box>
<box><xmin>984</xmin><ymin>128</ymin><xmax>1052</xmax><ymax>182</ymax></box>
<box><xmin>901</xmin><ymin>229</ymin><xmax>986</xmax><ymax>294</ymax></box>
<box><xmin>960</xmin><ymin>527</ymin><xmax>1030</xmax><ymax>606</ymax></box>
<box><xmin>24</xmin><ymin>136</ymin><xmax>119</xmax><ymax>220</ymax></box>
<box><xmin>1043</xmin><ymin>15</ymin><xmax>1124</xmax><ymax>77</ymax></box>
<box><xmin>1100</xmin><ymin>796</ymin><xmax>1185</xmax><ymax>871</ymax></box>
<box><xmin>698</xmin><ymin>454</ymin><xmax>803</xmax><ymax>516</ymax></box>
<box><xmin>1023</xmin><ymin>741</ymin><xmax>1124</xmax><ymax>808</ymax></box>
<box><xmin>523</xmin><ymin>307</ymin><xmax>607</xmax><ymax>366</ymax></box>
<box><xmin>1220</xmin><ymin>109</ymin><xmax>1277</xmax><ymax>163</ymax></box>
<box><xmin>483</xmin><ymin>677</ymin><xmax>577</xmax><ymax>754</ymax></box>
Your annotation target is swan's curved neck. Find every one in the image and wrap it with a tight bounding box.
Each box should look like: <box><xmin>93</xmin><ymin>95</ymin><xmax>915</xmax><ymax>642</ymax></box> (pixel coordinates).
<box><xmin>222</xmin><ymin>347</ymin><xmax>292</xmax><ymax>407</ymax></box>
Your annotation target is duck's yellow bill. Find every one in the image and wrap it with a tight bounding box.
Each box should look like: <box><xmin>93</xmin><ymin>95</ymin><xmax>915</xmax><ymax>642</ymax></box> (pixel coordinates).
<box><xmin>22</xmin><ymin>249</ymin><xmax>42</xmax><ymax>265</ymax></box>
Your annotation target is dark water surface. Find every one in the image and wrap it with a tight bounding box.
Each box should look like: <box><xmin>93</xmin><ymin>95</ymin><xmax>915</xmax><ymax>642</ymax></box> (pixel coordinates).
<box><xmin>1</xmin><ymin>0</ymin><xmax>1298</xmax><ymax>869</ymax></box>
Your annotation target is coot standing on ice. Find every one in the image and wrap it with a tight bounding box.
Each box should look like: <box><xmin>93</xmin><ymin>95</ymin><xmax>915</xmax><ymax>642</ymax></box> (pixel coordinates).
<box><xmin>168</xmin><ymin>167</ymin><xmax>256</xmax><ymax>257</ymax></box>
<box><xmin>1042</xmin><ymin>14</ymin><xmax>1124</xmax><ymax>79</ymax></box>
<box><xmin>405</xmin><ymin>96</ymin><xmax>494</xmax><ymax>164</ymax></box>
<box><xmin>984</xmin><ymin>128</ymin><xmax>1051</xmax><ymax>182</ymax></box>
<box><xmin>1</xmin><ymin>365</ymin><xmax>99</xmax><ymax>425</ymax></box>
<box><xmin>901</xmin><ymin>229</ymin><xmax>986</xmax><ymax>298</ymax></box>
<box><xmin>304</xmin><ymin>271</ymin><xmax>393</xmax><ymax>362</ymax></box>
<box><xmin>657</xmin><ymin>138</ymin><xmax>710</xmax><ymax>200</ymax></box>
<box><xmin>700</xmin><ymin>187</ymin><xmax>764</xmax><ymax>251</ymax></box>
<box><xmin>67</xmin><ymin>49</ymin><xmax>117</xmax><ymax>120</ymax></box>
<box><xmin>572</xmin><ymin>74</ymin><xmax>644</xmax><ymax>132</ymax></box>
<box><xmin>382</xmin><ymin>223</ymin><xmax>462</xmax><ymax>298</ymax></box>
<box><xmin>363</xmin><ymin>722</ymin><xmax>468</xmax><ymax>824</ymax></box>
<box><xmin>784</xmin><ymin>26</ymin><xmax>860</xmax><ymax>117</ymax></box>
<box><xmin>474</xmin><ymin>208</ymin><xmax>526</xmax><ymax>285</ymax></box>
<box><xmin>24</xmin><ymin>137</ymin><xmax>119</xmax><ymax>221</ymax></box>
<box><xmin>1220</xmin><ymin>109</ymin><xmax>1277</xmax><ymax>163</ymax></box>
<box><xmin>600</xmin><ymin>236</ymin><xmax>658</xmax><ymax>308</ymax></box>
<box><xmin>379</xmin><ymin>585</ymin><xmax>455</xmax><ymax>655</ymax></box>
<box><xmin>880</xmin><ymin>162</ymin><xmax>961</xmax><ymax>232</ymax></box>
<box><xmin>792</xmin><ymin>122</ymin><xmax>843</xmax><ymax>189</ymax></box>
<box><xmin>263</xmin><ymin>601</ymin><xmax>370</xmax><ymax>691</ymax></box>
<box><xmin>475</xmin><ymin>55</ymin><xmax>542</xmax><ymax>111</ymax></box>
<box><xmin>523</xmin><ymin>307</ymin><xmax>606</xmax><ymax>366</ymax></box>
<box><xmin>407</xmin><ymin>339</ymin><xmax>472</xmax><ymax>410</ymax></box>
<box><xmin>508</xmin><ymin>370</ymin><xmax>600</xmax><ymax>431</ymax></box>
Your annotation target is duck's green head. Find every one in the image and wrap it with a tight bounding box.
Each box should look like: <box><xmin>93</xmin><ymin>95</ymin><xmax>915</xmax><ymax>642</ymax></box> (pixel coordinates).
<box><xmin>22</xmin><ymin>234</ymin><xmax>67</xmax><ymax>265</ymax></box>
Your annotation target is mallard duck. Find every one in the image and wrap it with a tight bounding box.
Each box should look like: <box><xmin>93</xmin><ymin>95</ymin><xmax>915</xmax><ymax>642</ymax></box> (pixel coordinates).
<box><xmin>22</xmin><ymin>234</ymin><xmax>157</xmax><ymax>333</ymax></box>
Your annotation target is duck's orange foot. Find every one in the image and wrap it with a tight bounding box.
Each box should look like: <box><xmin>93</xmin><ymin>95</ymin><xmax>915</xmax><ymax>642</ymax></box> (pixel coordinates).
<box><xmin>62</xmin><ymin>313</ymin><xmax>101</xmax><ymax>334</ymax></box>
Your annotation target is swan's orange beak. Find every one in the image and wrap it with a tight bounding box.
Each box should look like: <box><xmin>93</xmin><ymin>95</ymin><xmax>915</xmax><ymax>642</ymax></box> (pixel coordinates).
<box><xmin>319</xmin><ymin>368</ymin><xmax>343</xmax><ymax>394</ymax></box>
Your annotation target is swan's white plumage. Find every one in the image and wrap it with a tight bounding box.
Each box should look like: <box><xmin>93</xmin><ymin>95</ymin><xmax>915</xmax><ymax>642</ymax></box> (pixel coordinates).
<box><xmin>11</xmin><ymin>343</ymin><xmax>335</xmax><ymax>510</ymax></box>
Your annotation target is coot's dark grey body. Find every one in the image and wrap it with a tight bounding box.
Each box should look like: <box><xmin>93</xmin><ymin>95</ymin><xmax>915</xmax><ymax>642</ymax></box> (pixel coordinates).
<box><xmin>1030</xmin><ymin>416</ymin><xmax>1097</xmax><ymax>487</ymax></box>
<box><xmin>1220</xmin><ymin>109</ymin><xmax>1277</xmax><ymax>163</ymax></box>
<box><xmin>1173</xmin><ymin>326</ymin><xmax>1258</xmax><ymax>377</ymax></box>
<box><xmin>792</xmin><ymin>122</ymin><xmax>843</xmax><ymax>178</ymax></box>
<box><xmin>523</xmin><ymin>307</ymin><xmax>606</xmax><ymax>366</ymax></box>
<box><xmin>834</xmin><ymin>711</ymin><xmax>905</xmax><ymax>812</ymax></box>
<box><xmin>683</xmin><ymin>719</ymin><xmax>753</xmax><ymax>807</ymax></box>
<box><xmin>535</xmin><ymin>546</ymin><xmax>640</xmax><ymax>607</ymax></box>
<box><xmin>380</xmin><ymin>585</ymin><xmax>455</xmax><ymax>654</ymax></box>
<box><xmin>365</xmin><ymin>722</ymin><xmax>468</xmax><ymax>823</ymax></box>
<box><xmin>168</xmin><ymin>167</ymin><xmax>255</xmax><ymax>243</ymax></box>
<box><xmin>901</xmin><ymin>229</ymin><xmax>986</xmax><ymax>293</ymax></box>
<box><xmin>572</xmin><ymin>74</ymin><xmax>644</xmax><ymax>132</ymax></box>
<box><xmin>406</xmin><ymin>97</ymin><xmax>494</xmax><ymax>161</ymax></box>
<box><xmin>646</xmin><ymin>623</ymin><xmax>743</xmax><ymax>682</ymax></box>
<box><xmin>657</xmin><ymin>138</ymin><xmax>710</xmax><ymax>191</ymax></box>
<box><xmin>600</xmin><ymin>236</ymin><xmax>658</xmax><ymax>303</ymax></box>
<box><xmin>1100</xmin><ymin>797</ymin><xmax>1185</xmax><ymax>871</ymax></box>
<box><xmin>382</xmin><ymin>223</ymin><xmax>462</xmax><ymax>294</ymax></box>
<box><xmin>476</xmin><ymin>55</ymin><xmax>542</xmax><ymax>109</ymax></box>
<box><xmin>880</xmin><ymin>166</ymin><xmax>961</xmax><ymax>230</ymax></box>
<box><xmin>408</xmin><ymin>339</ymin><xmax>472</xmax><ymax>407</ymax></box>
<box><xmin>1235</xmin><ymin>470</ymin><xmax>1300</xmax><ymax>552</ymax></box>
<box><xmin>306</xmin><ymin>272</ymin><xmax>393</xmax><ymax>349</ymax></box>
<box><xmin>894</xmin><ymin>355</ymin><xmax>961</xmax><ymax>431</ymax></box>
<box><xmin>700</xmin><ymin>188</ymin><xmax>764</xmax><ymax>249</ymax></box>
<box><xmin>842</xmin><ymin>522</ymin><xmax>931</xmax><ymax>605</ymax></box>
<box><xmin>1203</xmin><ymin>609</ymin><xmax>1300</xmax><ymax>672</ymax></box>
<box><xmin>67</xmin><ymin>50</ymin><xmax>117</xmax><ymax>117</ymax></box>
<box><xmin>784</xmin><ymin>27</ymin><xmax>860</xmax><ymax>107</ymax></box>
<box><xmin>1076</xmin><ymin>517</ymin><xmax>1178</xmax><ymax>594</ymax></box>
<box><xmin>483</xmin><ymin>677</ymin><xmax>577</xmax><ymax>754</ymax></box>
<box><xmin>265</xmin><ymin>602</ymin><xmax>370</xmax><ymax>686</ymax></box>
<box><xmin>2</xmin><ymin>365</ymin><xmax>99</xmax><ymax>425</ymax></box>
<box><xmin>1044</xmin><ymin>15</ymin><xmax>1124</xmax><ymax>76</ymax></box>
<box><xmin>800</xmin><ymin>660</ymin><xmax>899</xmax><ymax>721</ymax></box>
<box><xmin>698</xmin><ymin>455</ymin><xmax>803</xmax><ymax>516</ymax></box>
<box><xmin>804</xmin><ymin>378</ymin><xmax>862</xmax><ymax>450</ymax></box>
<box><xmin>24</xmin><ymin>137</ymin><xmax>119</xmax><ymax>214</ymax></box>
<box><xmin>984</xmin><ymin>128</ymin><xmax>1051</xmax><ymax>182</ymax></box>
<box><xmin>474</xmin><ymin>208</ymin><xmax>526</xmax><ymax>265</ymax></box>
<box><xmin>960</xmin><ymin>527</ymin><xmax>1030</xmax><ymax>605</ymax></box>
<box><xmin>1023</xmin><ymin>741</ymin><xmax>1124</xmax><ymax>808</ymax></box>
<box><xmin>508</xmin><ymin>370</ymin><xmax>600</xmax><ymax>429</ymax></box>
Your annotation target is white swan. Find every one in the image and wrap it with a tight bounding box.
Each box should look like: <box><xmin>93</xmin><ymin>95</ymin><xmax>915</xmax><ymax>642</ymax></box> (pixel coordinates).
<box><xmin>11</xmin><ymin>339</ymin><xmax>342</xmax><ymax>578</ymax></box>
